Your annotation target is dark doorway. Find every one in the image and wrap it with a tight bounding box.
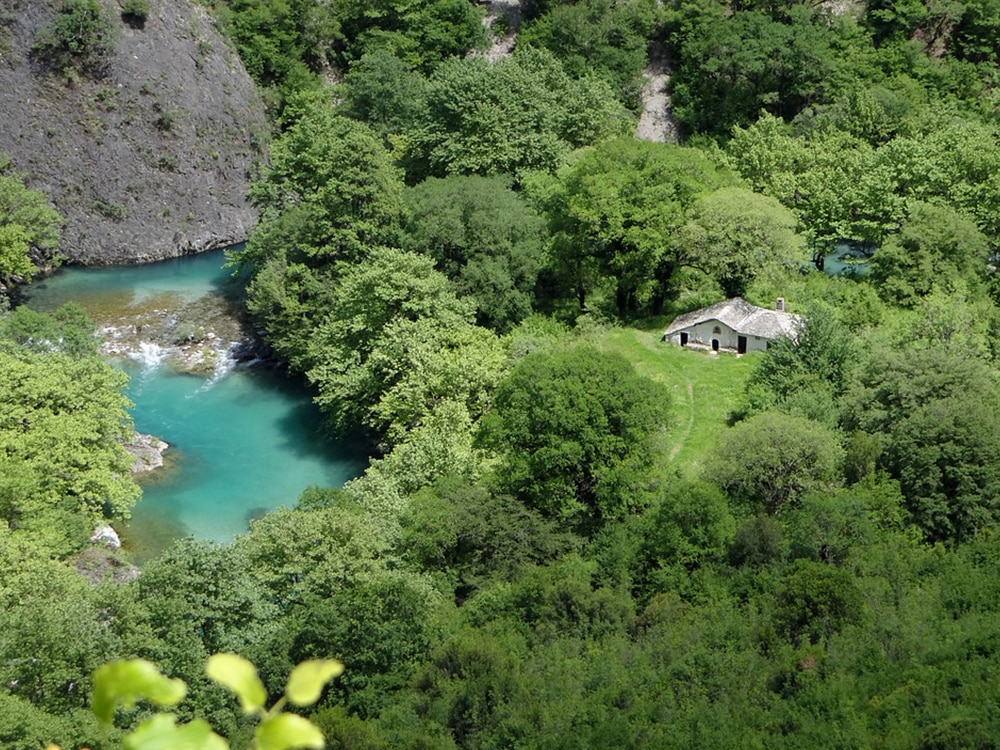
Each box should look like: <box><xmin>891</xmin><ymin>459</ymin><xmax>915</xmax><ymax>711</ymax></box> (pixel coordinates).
<box><xmin>737</xmin><ymin>336</ymin><xmax>747</xmax><ymax>354</ymax></box>
<box><xmin>680</xmin><ymin>332</ymin><xmax>688</xmax><ymax>346</ymax></box>
<box><xmin>711</xmin><ymin>339</ymin><xmax>719</xmax><ymax>351</ymax></box>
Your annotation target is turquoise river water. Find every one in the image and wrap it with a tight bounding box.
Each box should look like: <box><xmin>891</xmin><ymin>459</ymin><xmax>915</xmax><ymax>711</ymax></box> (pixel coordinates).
<box><xmin>22</xmin><ymin>250</ymin><xmax>366</xmax><ymax>559</ymax></box>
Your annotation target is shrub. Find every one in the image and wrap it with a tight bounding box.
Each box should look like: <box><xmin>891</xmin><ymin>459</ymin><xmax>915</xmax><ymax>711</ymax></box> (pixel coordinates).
<box><xmin>121</xmin><ymin>0</ymin><xmax>149</xmax><ymax>28</ymax></box>
<box><xmin>33</xmin><ymin>0</ymin><xmax>120</xmax><ymax>76</ymax></box>
<box><xmin>155</xmin><ymin>109</ymin><xmax>176</xmax><ymax>131</ymax></box>
<box><xmin>172</xmin><ymin>321</ymin><xmax>205</xmax><ymax>344</ymax></box>
<box><xmin>91</xmin><ymin>200</ymin><xmax>125</xmax><ymax>221</ymax></box>
<box><xmin>156</xmin><ymin>154</ymin><xmax>177</xmax><ymax>171</ymax></box>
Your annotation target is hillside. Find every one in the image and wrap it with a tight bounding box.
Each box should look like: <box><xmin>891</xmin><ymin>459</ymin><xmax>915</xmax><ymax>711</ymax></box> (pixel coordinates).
<box><xmin>0</xmin><ymin>0</ymin><xmax>267</xmax><ymax>264</ymax></box>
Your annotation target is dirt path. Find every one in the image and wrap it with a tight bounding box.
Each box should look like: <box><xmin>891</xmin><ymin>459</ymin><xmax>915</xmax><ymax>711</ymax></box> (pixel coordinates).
<box><xmin>669</xmin><ymin>381</ymin><xmax>695</xmax><ymax>461</ymax></box>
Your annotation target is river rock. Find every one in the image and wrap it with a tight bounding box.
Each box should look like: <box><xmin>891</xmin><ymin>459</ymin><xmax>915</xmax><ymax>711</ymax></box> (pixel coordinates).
<box><xmin>127</xmin><ymin>432</ymin><xmax>169</xmax><ymax>473</ymax></box>
<box><xmin>75</xmin><ymin>545</ymin><xmax>141</xmax><ymax>585</ymax></box>
<box><xmin>0</xmin><ymin>0</ymin><xmax>268</xmax><ymax>264</ymax></box>
<box><xmin>90</xmin><ymin>523</ymin><xmax>122</xmax><ymax>549</ymax></box>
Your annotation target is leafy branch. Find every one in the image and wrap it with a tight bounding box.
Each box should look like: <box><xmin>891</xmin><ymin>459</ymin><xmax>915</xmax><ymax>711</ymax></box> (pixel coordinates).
<box><xmin>82</xmin><ymin>653</ymin><xmax>344</xmax><ymax>750</ymax></box>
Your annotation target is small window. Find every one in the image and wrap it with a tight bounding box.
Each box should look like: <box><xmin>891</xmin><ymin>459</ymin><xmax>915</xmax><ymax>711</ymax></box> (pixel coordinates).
<box><xmin>712</xmin><ymin>325</ymin><xmax>721</xmax><ymax>335</ymax></box>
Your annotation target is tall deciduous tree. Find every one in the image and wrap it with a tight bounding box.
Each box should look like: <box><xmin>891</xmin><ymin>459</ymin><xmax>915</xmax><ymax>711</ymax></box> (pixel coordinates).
<box><xmin>245</xmin><ymin>104</ymin><xmax>406</xmax><ymax>263</ymax></box>
<box><xmin>844</xmin><ymin>346</ymin><xmax>1000</xmax><ymax>543</ymax></box>
<box><xmin>232</xmin><ymin>103</ymin><xmax>407</xmax><ymax>370</ymax></box>
<box><xmin>0</xmin><ymin>346</ymin><xmax>138</xmax><ymax>554</ymax></box>
<box><xmin>517</xmin><ymin>0</ymin><xmax>660</xmax><ymax>103</ymax></box>
<box><xmin>209</xmin><ymin>0</ymin><xmax>337</xmax><ymax>111</ymax></box>
<box><xmin>0</xmin><ymin>303</ymin><xmax>98</xmax><ymax>358</ymax></box>
<box><xmin>476</xmin><ymin>346</ymin><xmax>670</xmax><ymax>529</ymax></box>
<box><xmin>725</xmin><ymin>116</ymin><xmax>904</xmax><ymax>262</ymax></box>
<box><xmin>307</xmin><ymin>248</ymin><xmax>505</xmax><ymax>447</ymax></box>
<box><xmin>406</xmin><ymin>47</ymin><xmax>631</xmax><ymax>180</ymax></box>
<box><xmin>0</xmin><ymin>160</ymin><xmax>62</xmax><ymax>287</ymax></box>
<box><xmin>339</xmin><ymin>50</ymin><xmax>428</xmax><ymax>138</ymax></box>
<box><xmin>667</xmin><ymin>2</ymin><xmax>839</xmax><ymax>136</ymax></box>
<box><xmin>329</xmin><ymin>0</ymin><xmax>487</xmax><ymax>72</ymax></box>
<box><xmin>876</xmin><ymin>119</ymin><xmax>1000</xmax><ymax>239</ymax></box>
<box><xmin>400</xmin><ymin>476</ymin><xmax>575</xmax><ymax>598</ymax></box>
<box><xmin>869</xmin><ymin>201</ymin><xmax>990</xmax><ymax>306</ymax></box>
<box><xmin>742</xmin><ymin>303</ymin><xmax>858</xmax><ymax>423</ymax></box>
<box><xmin>282</xmin><ymin>572</ymin><xmax>443</xmax><ymax>717</ymax></box>
<box><xmin>547</xmin><ymin>138</ymin><xmax>734</xmax><ymax>314</ymax></box>
<box><xmin>636</xmin><ymin>479</ymin><xmax>735</xmax><ymax>593</ymax></box>
<box><xmin>0</xmin><ymin>525</ymin><xmax>120</xmax><ymax>715</ymax></box>
<box><xmin>679</xmin><ymin>186</ymin><xmax>805</xmax><ymax>297</ymax></box>
<box><xmin>708</xmin><ymin>410</ymin><xmax>843</xmax><ymax>515</ymax></box>
<box><xmin>773</xmin><ymin>559</ymin><xmax>864</xmax><ymax>645</ymax></box>
<box><xmin>404</xmin><ymin>175</ymin><xmax>546</xmax><ymax>332</ymax></box>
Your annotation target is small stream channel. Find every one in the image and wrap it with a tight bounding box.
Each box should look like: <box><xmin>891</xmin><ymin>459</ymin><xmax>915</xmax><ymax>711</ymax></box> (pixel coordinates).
<box><xmin>21</xmin><ymin>249</ymin><xmax>367</xmax><ymax>560</ymax></box>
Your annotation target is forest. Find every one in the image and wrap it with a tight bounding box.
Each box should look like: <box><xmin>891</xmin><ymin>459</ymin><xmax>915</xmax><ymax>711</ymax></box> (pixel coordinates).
<box><xmin>5</xmin><ymin>0</ymin><xmax>1000</xmax><ymax>747</ymax></box>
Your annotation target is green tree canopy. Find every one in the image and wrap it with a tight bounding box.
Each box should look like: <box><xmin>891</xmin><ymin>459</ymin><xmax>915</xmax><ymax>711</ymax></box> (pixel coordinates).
<box><xmin>742</xmin><ymin>303</ymin><xmax>858</xmax><ymax>423</ymax></box>
<box><xmin>678</xmin><ymin>186</ymin><xmax>806</xmax><ymax>297</ymax></box>
<box><xmin>517</xmin><ymin>0</ymin><xmax>660</xmax><ymax>103</ymax></box>
<box><xmin>134</xmin><ymin>540</ymin><xmax>279</xmax><ymax>675</ymax></box>
<box><xmin>725</xmin><ymin>116</ymin><xmax>904</xmax><ymax>259</ymax></box>
<box><xmin>708</xmin><ymin>410</ymin><xmax>843</xmax><ymax>515</ymax></box>
<box><xmin>0</xmin><ymin>161</ymin><xmax>63</xmax><ymax>287</ymax></box>
<box><xmin>399</xmin><ymin>476</ymin><xmax>575</xmax><ymax>599</ymax></box>
<box><xmin>476</xmin><ymin>346</ymin><xmax>670</xmax><ymax>530</ymax></box>
<box><xmin>406</xmin><ymin>47</ymin><xmax>631</xmax><ymax>180</ymax></box>
<box><xmin>667</xmin><ymin>2</ymin><xmax>841</xmax><ymax>136</ymax></box>
<box><xmin>207</xmin><ymin>0</ymin><xmax>336</xmax><ymax>112</ymax></box>
<box><xmin>635</xmin><ymin>479</ymin><xmax>735</xmax><ymax>594</ymax></box>
<box><xmin>280</xmin><ymin>572</ymin><xmax>443</xmax><ymax>717</ymax></box>
<box><xmin>773</xmin><ymin>558</ymin><xmax>864</xmax><ymax>645</ymax></box>
<box><xmin>0</xmin><ymin>303</ymin><xmax>98</xmax><ymax>358</ymax></box>
<box><xmin>307</xmin><ymin>248</ymin><xmax>505</xmax><ymax>446</ymax></box>
<box><xmin>339</xmin><ymin>50</ymin><xmax>428</xmax><ymax>138</ymax></box>
<box><xmin>546</xmin><ymin>138</ymin><xmax>735</xmax><ymax>313</ymax></box>
<box><xmin>329</xmin><ymin>0</ymin><xmax>487</xmax><ymax>73</ymax></box>
<box><xmin>844</xmin><ymin>346</ymin><xmax>1000</xmax><ymax>543</ymax></box>
<box><xmin>233</xmin><ymin>103</ymin><xmax>407</xmax><ymax>369</ymax></box>
<box><xmin>244</xmin><ymin>105</ymin><xmax>406</xmax><ymax>264</ymax></box>
<box><xmin>236</xmin><ymin>503</ymin><xmax>391</xmax><ymax>606</ymax></box>
<box><xmin>0</xmin><ymin>346</ymin><xmax>138</xmax><ymax>554</ymax></box>
<box><xmin>0</xmin><ymin>525</ymin><xmax>121</xmax><ymax>715</ymax></box>
<box><xmin>403</xmin><ymin>174</ymin><xmax>546</xmax><ymax>332</ymax></box>
<box><xmin>869</xmin><ymin>201</ymin><xmax>991</xmax><ymax>306</ymax></box>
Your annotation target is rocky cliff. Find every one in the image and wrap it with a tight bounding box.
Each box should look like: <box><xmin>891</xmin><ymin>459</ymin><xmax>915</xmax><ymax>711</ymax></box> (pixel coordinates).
<box><xmin>0</xmin><ymin>0</ymin><xmax>267</xmax><ymax>264</ymax></box>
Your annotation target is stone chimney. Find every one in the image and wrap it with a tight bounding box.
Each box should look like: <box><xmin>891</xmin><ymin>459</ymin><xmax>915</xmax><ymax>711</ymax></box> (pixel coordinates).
<box><xmin>776</xmin><ymin>297</ymin><xmax>785</xmax><ymax>312</ymax></box>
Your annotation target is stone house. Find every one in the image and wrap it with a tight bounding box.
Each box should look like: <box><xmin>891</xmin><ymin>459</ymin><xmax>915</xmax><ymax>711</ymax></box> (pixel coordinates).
<box><xmin>662</xmin><ymin>297</ymin><xmax>803</xmax><ymax>354</ymax></box>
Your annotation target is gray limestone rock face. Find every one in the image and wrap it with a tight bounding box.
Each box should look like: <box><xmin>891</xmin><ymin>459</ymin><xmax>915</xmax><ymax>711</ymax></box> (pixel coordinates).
<box><xmin>0</xmin><ymin>0</ymin><xmax>268</xmax><ymax>264</ymax></box>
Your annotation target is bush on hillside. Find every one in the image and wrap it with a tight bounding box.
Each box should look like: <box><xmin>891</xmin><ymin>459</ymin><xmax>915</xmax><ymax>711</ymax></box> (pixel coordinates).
<box><xmin>33</xmin><ymin>0</ymin><xmax>120</xmax><ymax>76</ymax></box>
<box><xmin>121</xmin><ymin>0</ymin><xmax>149</xmax><ymax>28</ymax></box>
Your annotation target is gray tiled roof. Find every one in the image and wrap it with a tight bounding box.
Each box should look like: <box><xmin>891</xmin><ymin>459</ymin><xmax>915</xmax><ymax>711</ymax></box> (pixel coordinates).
<box><xmin>663</xmin><ymin>298</ymin><xmax>803</xmax><ymax>339</ymax></box>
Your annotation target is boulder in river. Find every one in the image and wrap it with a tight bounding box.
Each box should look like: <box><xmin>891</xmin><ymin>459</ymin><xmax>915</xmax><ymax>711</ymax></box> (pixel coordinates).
<box><xmin>126</xmin><ymin>432</ymin><xmax>169</xmax><ymax>473</ymax></box>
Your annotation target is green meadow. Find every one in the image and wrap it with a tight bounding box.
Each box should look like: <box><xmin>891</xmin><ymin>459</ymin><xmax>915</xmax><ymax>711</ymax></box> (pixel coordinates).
<box><xmin>594</xmin><ymin>327</ymin><xmax>757</xmax><ymax>476</ymax></box>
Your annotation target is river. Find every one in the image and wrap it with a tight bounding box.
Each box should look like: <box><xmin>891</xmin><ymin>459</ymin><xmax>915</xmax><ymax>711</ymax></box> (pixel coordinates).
<box><xmin>21</xmin><ymin>250</ymin><xmax>367</xmax><ymax>560</ymax></box>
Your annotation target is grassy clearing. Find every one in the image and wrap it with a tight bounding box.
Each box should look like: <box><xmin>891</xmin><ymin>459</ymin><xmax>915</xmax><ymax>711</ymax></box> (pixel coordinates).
<box><xmin>593</xmin><ymin>327</ymin><xmax>758</xmax><ymax>477</ymax></box>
